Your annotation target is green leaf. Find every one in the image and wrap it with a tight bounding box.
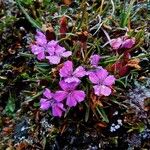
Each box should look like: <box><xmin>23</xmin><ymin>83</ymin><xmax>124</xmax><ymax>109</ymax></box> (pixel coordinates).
<box><xmin>33</xmin><ymin>102</ymin><xmax>40</xmax><ymax>107</ymax></box>
<box><xmin>16</xmin><ymin>0</ymin><xmax>42</xmax><ymax>29</ymax></box>
<box><xmin>20</xmin><ymin>0</ymin><xmax>33</xmax><ymax>5</ymax></box>
<box><xmin>85</xmin><ymin>102</ymin><xmax>90</xmax><ymax>122</ymax></box>
<box><xmin>120</xmin><ymin>0</ymin><xmax>135</xmax><ymax>28</ymax></box>
<box><xmin>96</xmin><ymin>107</ymin><xmax>109</xmax><ymax>123</ymax></box>
<box><xmin>4</xmin><ymin>92</ymin><xmax>15</xmax><ymax>115</ymax></box>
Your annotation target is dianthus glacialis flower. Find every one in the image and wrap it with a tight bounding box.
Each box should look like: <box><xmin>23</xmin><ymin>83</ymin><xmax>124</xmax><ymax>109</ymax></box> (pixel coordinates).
<box><xmin>46</xmin><ymin>40</ymin><xmax>72</xmax><ymax>64</ymax></box>
<box><xmin>88</xmin><ymin>68</ymin><xmax>115</xmax><ymax>96</ymax></box>
<box><xmin>90</xmin><ymin>54</ymin><xmax>101</xmax><ymax>67</ymax></box>
<box><xmin>54</xmin><ymin>80</ymin><xmax>85</xmax><ymax>107</ymax></box>
<box><xmin>59</xmin><ymin>60</ymin><xmax>86</xmax><ymax>83</ymax></box>
<box><xmin>40</xmin><ymin>88</ymin><xmax>65</xmax><ymax>117</ymax></box>
<box><xmin>31</xmin><ymin>31</ymin><xmax>47</xmax><ymax>60</ymax></box>
<box><xmin>110</xmin><ymin>36</ymin><xmax>135</xmax><ymax>50</ymax></box>
<box><xmin>31</xmin><ymin>31</ymin><xmax>72</xmax><ymax>64</ymax></box>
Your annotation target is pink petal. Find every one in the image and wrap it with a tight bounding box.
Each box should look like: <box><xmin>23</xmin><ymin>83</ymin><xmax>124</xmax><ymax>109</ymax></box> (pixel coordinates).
<box><xmin>31</xmin><ymin>44</ymin><xmax>38</xmax><ymax>53</ymax></box>
<box><xmin>88</xmin><ymin>72</ymin><xmax>100</xmax><ymax>84</ymax></box>
<box><xmin>36</xmin><ymin>31</ymin><xmax>46</xmax><ymax>38</ymax></box>
<box><xmin>31</xmin><ymin>45</ymin><xmax>44</xmax><ymax>54</ymax></box>
<box><xmin>110</xmin><ymin>38</ymin><xmax>122</xmax><ymax>50</ymax></box>
<box><xmin>46</xmin><ymin>56</ymin><xmax>61</xmax><ymax>64</ymax></box>
<box><xmin>103</xmin><ymin>75</ymin><xmax>115</xmax><ymax>86</ymax></box>
<box><xmin>55</xmin><ymin>45</ymin><xmax>66</xmax><ymax>55</ymax></box>
<box><xmin>47</xmin><ymin>40</ymin><xmax>58</xmax><ymax>47</ymax></box>
<box><xmin>59</xmin><ymin>61</ymin><xmax>73</xmax><ymax>77</ymax></box>
<box><xmin>37</xmin><ymin>51</ymin><xmax>45</xmax><ymax>60</ymax></box>
<box><xmin>121</xmin><ymin>38</ymin><xmax>135</xmax><ymax>49</ymax></box>
<box><xmin>47</xmin><ymin>46</ymin><xmax>55</xmax><ymax>55</ymax></box>
<box><xmin>52</xmin><ymin>103</ymin><xmax>64</xmax><ymax>117</ymax></box>
<box><xmin>73</xmin><ymin>66</ymin><xmax>86</xmax><ymax>78</ymax></box>
<box><xmin>35</xmin><ymin>31</ymin><xmax>47</xmax><ymax>46</ymax></box>
<box><xmin>100</xmin><ymin>85</ymin><xmax>112</xmax><ymax>96</ymax></box>
<box><xmin>43</xmin><ymin>88</ymin><xmax>53</xmax><ymax>99</ymax></box>
<box><xmin>72</xmin><ymin>90</ymin><xmax>85</xmax><ymax>103</ymax></box>
<box><xmin>61</xmin><ymin>51</ymin><xmax>72</xmax><ymax>57</ymax></box>
<box><xmin>40</xmin><ymin>98</ymin><xmax>51</xmax><ymax>110</ymax></box>
<box><xmin>93</xmin><ymin>85</ymin><xmax>101</xmax><ymax>96</ymax></box>
<box><xmin>59</xmin><ymin>80</ymin><xmax>79</xmax><ymax>91</ymax></box>
<box><xmin>53</xmin><ymin>91</ymin><xmax>68</xmax><ymax>102</ymax></box>
<box><xmin>93</xmin><ymin>85</ymin><xmax>112</xmax><ymax>96</ymax></box>
<box><xmin>66</xmin><ymin>93</ymin><xmax>77</xmax><ymax>107</ymax></box>
<box><xmin>65</xmin><ymin>76</ymin><xmax>80</xmax><ymax>83</ymax></box>
<box><xmin>96</xmin><ymin>68</ymin><xmax>108</xmax><ymax>83</ymax></box>
<box><xmin>90</xmin><ymin>54</ymin><xmax>101</xmax><ymax>67</ymax></box>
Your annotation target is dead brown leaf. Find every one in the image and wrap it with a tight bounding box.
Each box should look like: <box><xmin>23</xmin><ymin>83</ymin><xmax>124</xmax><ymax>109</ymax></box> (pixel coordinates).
<box><xmin>96</xmin><ymin>122</ymin><xmax>107</xmax><ymax>128</ymax></box>
<box><xmin>63</xmin><ymin>0</ymin><xmax>72</xmax><ymax>5</ymax></box>
<box><xmin>127</xmin><ymin>58</ymin><xmax>141</xmax><ymax>70</ymax></box>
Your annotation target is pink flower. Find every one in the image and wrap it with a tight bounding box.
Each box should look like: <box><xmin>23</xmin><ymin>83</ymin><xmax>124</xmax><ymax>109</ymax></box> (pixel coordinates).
<box><xmin>54</xmin><ymin>80</ymin><xmax>85</xmax><ymax>107</ymax></box>
<box><xmin>90</xmin><ymin>54</ymin><xmax>101</xmax><ymax>67</ymax></box>
<box><xmin>110</xmin><ymin>37</ymin><xmax>122</xmax><ymax>50</ymax></box>
<box><xmin>35</xmin><ymin>31</ymin><xmax>47</xmax><ymax>46</ymax></box>
<box><xmin>88</xmin><ymin>68</ymin><xmax>115</xmax><ymax>96</ymax></box>
<box><xmin>40</xmin><ymin>88</ymin><xmax>65</xmax><ymax>117</ymax></box>
<box><xmin>31</xmin><ymin>45</ymin><xmax>45</xmax><ymax>60</ymax></box>
<box><xmin>121</xmin><ymin>38</ymin><xmax>135</xmax><ymax>49</ymax></box>
<box><xmin>110</xmin><ymin>36</ymin><xmax>135</xmax><ymax>50</ymax></box>
<box><xmin>31</xmin><ymin>31</ymin><xmax>72</xmax><ymax>63</ymax></box>
<box><xmin>46</xmin><ymin>40</ymin><xmax>72</xmax><ymax>64</ymax></box>
<box><xmin>31</xmin><ymin>31</ymin><xmax>47</xmax><ymax>60</ymax></box>
<box><xmin>59</xmin><ymin>60</ymin><xmax>86</xmax><ymax>83</ymax></box>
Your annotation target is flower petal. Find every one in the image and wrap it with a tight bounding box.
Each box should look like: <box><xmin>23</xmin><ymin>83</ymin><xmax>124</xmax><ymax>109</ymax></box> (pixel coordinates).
<box><xmin>110</xmin><ymin>38</ymin><xmax>122</xmax><ymax>50</ymax></box>
<box><xmin>47</xmin><ymin>40</ymin><xmax>58</xmax><ymax>47</ymax></box>
<box><xmin>59</xmin><ymin>80</ymin><xmax>79</xmax><ymax>91</ymax></box>
<box><xmin>59</xmin><ymin>61</ymin><xmax>73</xmax><ymax>77</ymax></box>
<box><xmin>64</xmin><ymin>76</ymin><xmax>80</xmax><ymax>83</ymax></box>
<box><xmin>90</xmin><ymin>54</ymin><xmax>101</xmax><ymax>67</ymax></box>
<box><xmin>73</xmin><ymin>66</ymin><xmax>86</xmax><ymax>78</ymax></box>
<box><xmin>47</xmin><ymin>46</ymin><xmax>55</xmax><ymax>55</ymax></box>
<box><xmin>72</xmin><ymin>90</ymin><xmax>85</xmax><ymax>103</ymax></box>
<box><xmin>43</xmin><ymin>88</ymin><xmax>53</xmax><ymax>99</ymax></box>
<box><xmin>93</xmin><ymin>85</ymin><xmax>112</xmax><ymax>96</ymax></box>
<box><xmin>96</xmin><ymin>68</ymin><xmax>108</xmax><ymax>83</ymax></box>
<box><xmin>66</xmin><ymin>93</ymin><xmax>77</xmax><ymax>107</ymax></box>
<box><xmin>61</xmin><ymin>51</ymin><xmax>72</xmax><ymax>57</ymax></box>
<box><xmin>46</xmin><ymin>56</ymin><xmax>61</xmax><ymax>64</ymax></box>
<box><xmin>37</xmin><ymin>51</ymin><xmax>45</xmax><ymax>60</ymax></box>
<box><xmin>31</xmin><ymin>45</ymin><xmax>44</xmax><ymax>54</ymax></box>
<box><xmin>103</xmin><ymin>75</ymin><xmax>115</xmax><ymax>86</ymax></box>
<box><xmin>35</xmin><ymin>31</ymin><xmax>47</xmax><ymax>46</ymax></box>
<box><xmin>53</xmin><ymin>91</ymin><xmax>68</xmax><ymax>102</ymax></box>
<box><xmin>121</xmin><ymin>38</ymin><xmax>135</xmax><ymax>49</ymax></box>
<box><xmin>52</xmin><ymin>103</ymin><xmax>65</xmax><ymax>117</ymax></box>
<box><xmin>88</xmin><ymin>72</ymin><xmax>99</xmax><ymax>84</ymax></box>
<box><xmin>40</xmin><ymin>98</ymin><xmax>51</xmax><ymax>110</ymax></box>
<box><xmin>100</xmin><ymin>85</ymin><xmax>112</xmax><ymax>96</ymax></box>
<box><xmin>55</xmin><ymin>45</ymin><xmax>66</xmax><ymax>55</ymax></box>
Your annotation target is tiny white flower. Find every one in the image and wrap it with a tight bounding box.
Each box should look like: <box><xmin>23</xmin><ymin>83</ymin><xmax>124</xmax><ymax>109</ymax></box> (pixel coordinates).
<box><xmin>115</xmin><ymin>125</ymin><xmax>120</xmax><ymax>129</ymax></box>
<box><xmin>110</xmin><ymin>126</ymin><xmax>116</xmax><ymax>132</ymax></box>
<box><xmin>117</xmin><ymin>119</ymin><xmax>122</xmax><ymax>125</ymax></box>
<box><xmin>113</xmin><ymin>111</ymin><xmax>118</xmax><ymax>116</ymax></box>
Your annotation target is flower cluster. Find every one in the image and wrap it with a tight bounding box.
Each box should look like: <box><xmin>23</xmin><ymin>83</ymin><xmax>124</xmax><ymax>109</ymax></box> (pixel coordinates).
<box><xmin>31</xmin><ymin>31</ymin><xmax>116</xmax><ymax>117</ymax></box>
<box><xmin>40</xmin><ymin>79</ymin><xmax>86</xmax><ymax>117</ymax></box>
<box><xmin>31</xmin><ymin>31</ymin><xmax>72</xmax><ymax>64</ymax></box>
<box><xmin>40</xmin><ymin>60</ymin><xmax>86</xmax><ymax>117</ymax></box>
